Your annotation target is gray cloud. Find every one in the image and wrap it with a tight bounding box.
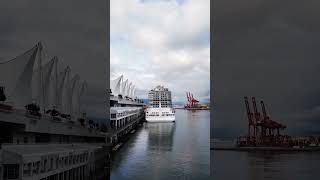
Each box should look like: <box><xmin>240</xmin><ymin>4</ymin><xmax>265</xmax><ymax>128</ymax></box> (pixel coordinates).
<box><xmin>212</xmin><ymin>0</ymin><xmax>320</xmax><ymax>138</ymax></box>
<box><xmin>111</xmin><ymin>0</ymin><xmax>210</xmax><ymax>103</ymax></box>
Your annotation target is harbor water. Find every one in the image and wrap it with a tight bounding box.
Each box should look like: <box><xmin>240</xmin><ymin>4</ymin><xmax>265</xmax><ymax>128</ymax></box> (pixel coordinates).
<box><xmin>211</xmin><ymin>150</ymin><xmax>320</xmax><ymax>180</ymax></box>
<box><xmin>110</xmin><ymin>109</ymin><xmax>210</xmax><ymax>180</ymax></box>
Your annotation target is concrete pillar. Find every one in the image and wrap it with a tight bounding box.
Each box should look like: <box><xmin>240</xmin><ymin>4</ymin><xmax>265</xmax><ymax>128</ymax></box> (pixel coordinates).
<box><xmin>83</xmin><ymin>166</ymin><xmax>85</xmax><ymax>180</ymax></box>
<box><xmin>75</xmin><ymin>168</ymin><xmax>77</xmax><ymax>180</ymax></box>
<box><xmin>74</xmin><ymin>168</ymin><xmax>76</xmax><ymax>180</ymax></box>
<box><xmin>66</xmin><ymin>170</ymin><xmax>69</xmax><ymax>180</ymax></box>
<box><xmin>70</xmin><ymin>169</ymin><xmax>72</xmax><ymax>180</ymax></box>
<box><xmin>78</xmin><ymin>167</ymin><xmax>81</xmax><ymax>180</ymax></box>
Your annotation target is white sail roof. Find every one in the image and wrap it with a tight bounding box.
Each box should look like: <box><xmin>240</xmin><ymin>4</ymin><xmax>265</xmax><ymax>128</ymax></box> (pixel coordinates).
<box><xmin>122</xmin><ymin>79</ymin><xmax>128</xmax><ymax>96</ymax></box>
<box><xmin>46</xmin><ymin>57</ymin><xmax>59</xmax><ymax>110</ymax></box>
<box><xmin>130</xmin><ymin>85</ymin><xmax>135</xmax><ymax>98</ymax></box>
<box><xmin>0</xmin><ymin>43</ymin><xmax>40</xmax><ymax>108</ymax></box>
<box><xmin>1</xmin><ymin>42</ymin><xmax>87</xmax><ymax>120</ymax></box>
<box><xmin>110</xmin><ymin>75</ymin><xmax>138</xmax><ymax>98</ymax></box>
<box><xmin>31</xmin><ymin>57</ymin><xmax>55</xmax><ymax>108</ymax></box>
<box><xmin>78</xmin><ymin>81</ymin><xmax>87</xmax><ymax>116</ymax></box>
<box><xmin>110</xmin><ymin>75</ymin><xmax>123</xmax><ymax>96</ymax></box>
<box><xmin>69</xmin><ymin>74</ymin><xmax>80</xmax><ymax>120</ymax></box>
<box><xmin>127</xmin><ymin>82</ymin><xmax>132</xmax><ymax>97</ymax></box>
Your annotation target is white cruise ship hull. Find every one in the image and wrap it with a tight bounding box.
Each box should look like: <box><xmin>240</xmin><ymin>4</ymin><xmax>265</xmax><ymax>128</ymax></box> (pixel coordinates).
<box><xmin>145</xmin><ymin>107</ymin><xmax>175</xmax><ymax>122</ymax></box>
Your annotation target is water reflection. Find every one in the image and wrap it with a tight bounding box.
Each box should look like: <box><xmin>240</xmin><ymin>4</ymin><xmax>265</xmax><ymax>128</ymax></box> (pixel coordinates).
<box><xmin>212</xmin><ymin>150</ymin><xmax>320</xmax><ymax>180</ymax></box>
<box><xmin>111</xmin><ymin>109</ymin><xmax>210</xmax><ymax>180</ymax></box>
<box><xmin>146</xmin><ymin>123</ymin><xmax>175</xmax><ymax>152</ymax></box>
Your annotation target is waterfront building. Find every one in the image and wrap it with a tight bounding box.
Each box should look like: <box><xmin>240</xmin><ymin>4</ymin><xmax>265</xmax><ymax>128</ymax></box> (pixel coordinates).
<box><xmin>110</xmin><ymin>107</ymin><xmax>144</xmax><ymax>130</ymax></box>
<box><xmin>0</xmin><ymin>43</ymin><xmax>110</xmax><ymax>180</ymax></box>
<box><xmin>108</xmin><ymin>76</ymin><xmax>145</xmax><ymax>145</ymax></box>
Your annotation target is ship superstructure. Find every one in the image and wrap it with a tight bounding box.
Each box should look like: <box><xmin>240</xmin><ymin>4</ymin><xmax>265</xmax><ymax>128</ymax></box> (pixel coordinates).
<box><xmin>145</xmin><ymin>85</ymin><xmax>175</xmax><ymax>122</ymax></box>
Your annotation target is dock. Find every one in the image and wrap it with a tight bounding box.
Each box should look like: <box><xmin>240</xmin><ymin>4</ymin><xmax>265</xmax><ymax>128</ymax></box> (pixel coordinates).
<box><xmin>210</xmin><ymin>139</ymin><xmax>320</xmax><ymax>152</ymax></box>
<box><xmin>211</xmin><ymin>146</ymin><xmax>320</xmax><ymax>152</ymax></box>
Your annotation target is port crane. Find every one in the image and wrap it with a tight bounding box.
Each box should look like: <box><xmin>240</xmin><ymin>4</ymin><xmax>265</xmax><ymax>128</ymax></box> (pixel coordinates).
<box><xmin>185</xmin><ymin>92</ymin><xmax>199</xmax><ymax>108</ymax></box>
<box><xmin>242</xmin><ymin>96</ymin><xmax>287</xmax><ymax>146</ymax></box>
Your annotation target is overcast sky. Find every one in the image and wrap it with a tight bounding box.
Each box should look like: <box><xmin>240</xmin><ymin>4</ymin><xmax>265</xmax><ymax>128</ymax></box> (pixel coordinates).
<box><xmin>110</xmin><ymin>0</ymin><xmax>210</xmax><ymax>103</ymax></box>
<box><xmin>212</xmin><ymin>0</ymin><xmax>320</xmax><ymax>138</ymax></box>
<box><xmin>0</xmin><ymin>0</ymin><xmax>108</xmax><ymax>120</ymax></box>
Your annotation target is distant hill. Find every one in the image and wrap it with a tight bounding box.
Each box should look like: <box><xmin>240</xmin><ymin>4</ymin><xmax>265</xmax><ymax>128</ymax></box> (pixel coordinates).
<box><xmin>173</xmin><ymin>101</ymin><xmax>185</xmax><ymax>106</ymax></box>
<box><xmin>139</xmin><ymin>99</ymin><xmax>210</xmax><ymax>107</ymax></box>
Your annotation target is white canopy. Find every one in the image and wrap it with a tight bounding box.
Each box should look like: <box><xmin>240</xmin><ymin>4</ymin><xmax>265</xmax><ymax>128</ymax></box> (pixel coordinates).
<box><xmin>0</xmin><ymin>42</ymin><xmax>87</xmax><ymax>119</ymax></box>
<box><xmin>110</xmin><ymin>75</ymin><xmax>137</xmax><ymax>98</ymax></box>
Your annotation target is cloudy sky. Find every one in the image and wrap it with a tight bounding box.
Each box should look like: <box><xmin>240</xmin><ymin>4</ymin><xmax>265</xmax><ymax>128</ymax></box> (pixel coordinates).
<box><xmin>110</xmin><ymin>0</ymin><xmax>210</xmax><ymax>103</ymax></box>
<box><xmin>212</xmin><ymin>0</ymin><xmax>320</xmax><ymax>138</ymax></box>
<box><xmin>0</xmin><ymin>0</ymin><xmax>108</xmax><ymax>119</ymax></box>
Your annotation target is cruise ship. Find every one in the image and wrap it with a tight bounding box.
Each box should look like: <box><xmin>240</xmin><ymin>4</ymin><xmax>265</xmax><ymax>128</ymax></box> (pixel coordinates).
<box><xmin>145</xmin><ymin>86</ymin><xmax>175</xmax><ymax>122</ymax></box>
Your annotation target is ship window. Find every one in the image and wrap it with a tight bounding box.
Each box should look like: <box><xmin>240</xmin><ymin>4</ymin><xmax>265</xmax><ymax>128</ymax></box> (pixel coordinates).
<box><xmin>3</xmin><ymin>164</ymin><xmax>19</xmax><ymax>179</ymax></box>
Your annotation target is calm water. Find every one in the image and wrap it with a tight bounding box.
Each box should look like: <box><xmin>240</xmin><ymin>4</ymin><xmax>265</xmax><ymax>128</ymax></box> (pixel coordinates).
<box><xmin>110</xmin><ymin>109</ymin><xmax>210</xmax><ymax>180</ymax></box>
<box><xmin>211</xmin><ymin>150</ymin><xmax>320</xmax><ymax>180</ymax></box>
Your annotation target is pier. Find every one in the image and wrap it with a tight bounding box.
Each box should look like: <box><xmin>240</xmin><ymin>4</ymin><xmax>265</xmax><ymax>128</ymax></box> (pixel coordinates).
<box><xmin>108</xmin><ymin>75</ymin><xmax>146</xmax><ymax>151</ymax></box>
<box><xmin>107</xmin><ymin>107</ymin><xmax>145</xmax><ymax>146</ymax></box>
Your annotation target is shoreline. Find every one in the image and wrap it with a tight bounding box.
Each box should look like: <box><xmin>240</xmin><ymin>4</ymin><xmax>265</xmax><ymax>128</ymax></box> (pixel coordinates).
<box><xmin>211</xmin><ymin>146</ymin><xmax>320</xmax><ymax>152</ymax></box>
